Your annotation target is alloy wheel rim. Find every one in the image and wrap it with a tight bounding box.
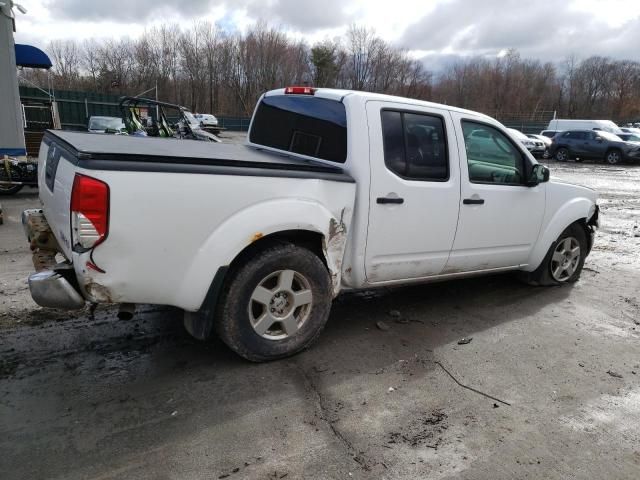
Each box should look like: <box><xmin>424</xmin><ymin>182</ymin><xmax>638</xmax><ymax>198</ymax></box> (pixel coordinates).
<box><xmin>607</xmin><ymin>152</ymin><xmax>619</xmax><ymax>164</ymax></box>
<box><xmin>248</xmin><ymin>269</ymin><xmax>313</xmax><ymax>340</ymax></box>
<box><xmin>550</xmin><ymin>237</ymin><xmax>581</xmax><ymax>282</ymax></box>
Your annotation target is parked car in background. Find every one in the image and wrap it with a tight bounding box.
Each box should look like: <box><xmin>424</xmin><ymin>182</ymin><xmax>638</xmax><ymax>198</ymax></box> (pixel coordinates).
<box><xmin>540</xmin><ymin>130</ymin><xmax>562</xmax><ymax>139</ymax></box>
<box><xmin>88</xmin><ymin>116</ymin><xmax>126</xmax><ymax>134</ymax></box>
<box><xmin>549</xmin><ymin>129</ymin><xmax>640</xmax><ymax>164</ymax></box>
<box><xmin>194</xmin><ymin>113</ymin><xmax>218</xmax><ymax>127</ymax></box>
<box><xmin>508</xmin><ymin>128</ymin><xmax>545</xmax><ymax>157</ymax></box>
<box><xmin>618</xmin><ymin>133</ymin><xmax>640</xmax><ymax>144</ymax></box>
<box><xmin>620</xmin><ymin>127</ymin><xmax>640</xmax><ymax>135</ymax></box>
<box><xmin>22</xmin><ymin>87</ymin><xmax>600</xmax><ymax>361</ymax></box>
<box><xmin>527</xmin><ymin>134</ymin><xmax>552</xmax><ymax>157</ymax></box>
<box><xmin>547</xmin><ymin>119</ymin><xmax>623</xmax><ymax>135</ymax></box>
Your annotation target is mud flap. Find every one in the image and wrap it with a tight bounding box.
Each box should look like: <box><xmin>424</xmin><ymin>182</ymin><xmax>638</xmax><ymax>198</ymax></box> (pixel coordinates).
<box><xmin>182</xmin><ymin>266</ymin><xmax>228</xmax><ymax>341</ymax></box>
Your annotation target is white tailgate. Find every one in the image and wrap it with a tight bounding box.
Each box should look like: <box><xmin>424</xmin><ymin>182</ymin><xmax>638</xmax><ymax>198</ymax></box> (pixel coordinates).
<box><xmin>38</xmin><ymin>140</ymin><xmax>75</xmax><ymax>259</ymax></box>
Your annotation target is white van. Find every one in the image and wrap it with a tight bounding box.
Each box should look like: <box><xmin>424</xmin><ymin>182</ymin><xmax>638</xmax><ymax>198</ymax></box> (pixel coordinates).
<box><xmin>547</xmin><ymin>119</ymin><xmax>623</xmax><ymax>134</ymax></box>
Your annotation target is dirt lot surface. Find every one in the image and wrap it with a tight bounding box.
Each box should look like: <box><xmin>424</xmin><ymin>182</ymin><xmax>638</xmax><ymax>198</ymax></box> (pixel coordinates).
<box><xmin>1</xmin><ymin>158</ymin><xmax>639</xmax><ymax>480</ymax></box>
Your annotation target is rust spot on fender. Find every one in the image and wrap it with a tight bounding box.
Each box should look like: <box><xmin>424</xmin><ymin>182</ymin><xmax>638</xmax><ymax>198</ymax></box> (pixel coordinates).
<box><xmin>251</xmin><ymin>232</ymin><xmax>264</xmax><ymax>243</ymax></box>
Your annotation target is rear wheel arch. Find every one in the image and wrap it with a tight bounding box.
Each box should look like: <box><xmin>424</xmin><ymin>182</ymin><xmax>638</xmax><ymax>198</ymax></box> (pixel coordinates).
<box><xmin>183</xmin><ymin>229</ymin><xmax>331</xmax><ymax>343</ymax></box>
<box><xmin>214</xmin><ymin>238</ymin><xmax>333</xmax><ymax>361</ymax></box>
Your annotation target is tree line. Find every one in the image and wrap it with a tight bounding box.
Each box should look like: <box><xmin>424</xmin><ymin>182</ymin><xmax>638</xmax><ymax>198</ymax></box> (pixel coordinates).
<box><xmin>20</xmin><ymin>22</ymin><xmax>640</xmax><ymax>122</ymax></box>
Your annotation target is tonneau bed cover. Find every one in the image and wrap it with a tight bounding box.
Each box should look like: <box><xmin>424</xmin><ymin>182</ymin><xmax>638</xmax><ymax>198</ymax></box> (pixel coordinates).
<box><xmin>43</xmin><ymin>130</ymin><xmax>354</xmax><ymax>182</ymax></box>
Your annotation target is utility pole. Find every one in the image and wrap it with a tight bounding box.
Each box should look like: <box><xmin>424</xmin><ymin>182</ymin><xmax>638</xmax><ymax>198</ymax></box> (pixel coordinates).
<box><xmin>0</xmin><ymin>1</ymin><xmax>26</xmax><ymax>157</ymax></box>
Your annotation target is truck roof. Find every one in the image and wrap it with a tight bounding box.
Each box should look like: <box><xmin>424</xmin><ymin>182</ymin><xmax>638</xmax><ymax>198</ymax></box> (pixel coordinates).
<box><xmin>265</xmin><ymin>88</ymin><xmax>495</xmax><ymax>122</ymax></box>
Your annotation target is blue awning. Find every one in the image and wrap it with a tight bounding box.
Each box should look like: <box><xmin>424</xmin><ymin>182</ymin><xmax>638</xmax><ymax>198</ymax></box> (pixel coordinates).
<box><xmin>0</xmin><ymin>148</ymin><xmax>27</xmax><ymax>157</ymax></box>
<box><xmin>14</xmin><ymin>44</ymin><xmax>52</xmax><ymax>69</ymax></box>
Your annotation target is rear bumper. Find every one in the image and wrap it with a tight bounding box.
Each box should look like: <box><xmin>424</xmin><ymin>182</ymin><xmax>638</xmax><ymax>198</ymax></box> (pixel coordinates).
<box><xmin>28</xmin><ymin>269</ymin><xmax>85</xmax><ymax>309</ymax></box>
<box><xmin>22</xmin><ymin>208</ymin><xmax>86</xmax><ymax>310</ymax></box>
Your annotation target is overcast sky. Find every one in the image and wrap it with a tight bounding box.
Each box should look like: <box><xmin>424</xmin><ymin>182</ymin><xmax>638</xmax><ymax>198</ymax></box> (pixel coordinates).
<box><xmin>12</xmin><ymin>0</ymin><xmax>640</xmax><ymax>67</ymax></box>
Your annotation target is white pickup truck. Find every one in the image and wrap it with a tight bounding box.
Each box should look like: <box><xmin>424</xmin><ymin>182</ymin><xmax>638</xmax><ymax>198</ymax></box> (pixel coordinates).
<box><xmin>22</xmin><ymin>87</ymin><xmax>599</xmax><ymax>361</ymax></box>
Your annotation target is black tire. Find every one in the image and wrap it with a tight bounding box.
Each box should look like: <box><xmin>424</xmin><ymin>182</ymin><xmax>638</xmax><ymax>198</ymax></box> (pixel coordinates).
<box><xmin>555</xmin><ymin>147</ymin><xmax>569</xmax><ymax>162</ymax></box>
<box><xmin>215</xmin><ymin>242</ymin><xmax>332</xmax><ymax>362</ymax></box>
<box><xmin>521</xmin><ymin>223</ymin><xmax>588</xmax><ymax>286</ymax></box>
<box><xmin>0</xmin><ymin>184</ymin><xmax>23</xmax><ymax>195</ymax></box>
<box><xmin>604</xmin><ymin>149</ymin><xmax>622</xmax><ymax>165</ymax></box>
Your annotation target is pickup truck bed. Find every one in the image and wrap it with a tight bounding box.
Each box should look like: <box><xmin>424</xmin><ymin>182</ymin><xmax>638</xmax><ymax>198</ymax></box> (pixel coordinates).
<box><xmin>44</xmin><ymin>131</ymin><xmax>354</xmax><ymax>182</ymax></box>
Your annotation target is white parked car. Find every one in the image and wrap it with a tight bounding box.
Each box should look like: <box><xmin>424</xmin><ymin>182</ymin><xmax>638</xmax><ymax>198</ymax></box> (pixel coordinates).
<box><xmin>507</xmin><ymin>128</ymin><xmax>545</xmax><ymax>157</ymax></box>
<box><xmin>547</xmin><ymin>119</ymin><xmax>623</xmax><ymax>135</ymax></box>
<box><xmin>194</xmin><ymin>113</ymin><xmax>219</xmax><ymax>127</ymax></box>
<box><xmin>87</xmin><ymin>116</ymin><xmax>126</xmax><ymax>134</ymax></box>
<box><xmin>527</xmin><ymin>134</ymin><xmax>552</xmax><ymax>157</ymax></box>
<box><xmin>23</xmin><ymin>87</ymin><xmax>599</xmax><ymax>361</ymax></box>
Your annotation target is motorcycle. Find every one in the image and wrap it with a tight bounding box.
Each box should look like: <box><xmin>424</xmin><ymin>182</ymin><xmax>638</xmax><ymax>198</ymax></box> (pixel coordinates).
<box><xmin>0</xmin><ymin>156</ymin><xmax>38</xmax><ymax>195</ymax></box>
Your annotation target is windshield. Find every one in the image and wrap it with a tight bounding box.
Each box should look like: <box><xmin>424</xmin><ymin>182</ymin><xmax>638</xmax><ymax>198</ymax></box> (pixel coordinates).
<box><xmin>89</xmin><ymin>117</ymin><xmax>125</xmax><ymax>131</ymax></box>
<box><xmin>597</xmin><ymin>131</ymin><xmax>622</xmax><ymax>141</ymax></box>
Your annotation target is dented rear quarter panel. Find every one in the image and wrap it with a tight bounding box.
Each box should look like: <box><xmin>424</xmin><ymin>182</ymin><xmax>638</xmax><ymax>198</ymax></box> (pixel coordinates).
<box><xmin>77</xmin><ymin>169</ymin><xmax>355</xmax><ymax>310</ymax></box>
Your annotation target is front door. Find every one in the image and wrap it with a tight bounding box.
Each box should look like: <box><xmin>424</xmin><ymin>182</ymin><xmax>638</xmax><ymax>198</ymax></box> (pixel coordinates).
<box><xmin>444</xmin><ymin>115</ymin><xmax>545</xmax><ymax>272</ymax></box>
<box><xmin>364</xmin><ymin>101</ymin><xmax>460</xmax><ymax>283</ymax></box>
<box><xmin>583</xmin><ymin>130</ymin><xmax>608</xmax><ymax>159</ymax></box>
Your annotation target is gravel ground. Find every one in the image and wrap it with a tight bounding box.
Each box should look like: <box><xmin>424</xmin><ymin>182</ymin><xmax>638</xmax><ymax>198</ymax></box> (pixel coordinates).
<box><xmin>1</xmin><ymin>158</ymin><xmax>639</xmax><ymax>480</ymax></box>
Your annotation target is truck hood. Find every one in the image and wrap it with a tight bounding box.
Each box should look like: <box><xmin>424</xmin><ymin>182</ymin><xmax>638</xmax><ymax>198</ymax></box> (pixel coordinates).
<box><xmin>548</xmin><ymin>178</ymin><xmax>598</xmax><ymax>202</ymax></box>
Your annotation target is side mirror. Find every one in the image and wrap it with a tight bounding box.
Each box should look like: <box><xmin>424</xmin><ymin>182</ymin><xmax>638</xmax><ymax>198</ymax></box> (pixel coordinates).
<box><xmin>528</xmin><ymin>164</ymin><xmax>550</xmax><ymax>186</ymax></box>
<box><xmin>595</xmin><ymin>137</ymin><xmax>603</xmax><ymax>143</ymax></box>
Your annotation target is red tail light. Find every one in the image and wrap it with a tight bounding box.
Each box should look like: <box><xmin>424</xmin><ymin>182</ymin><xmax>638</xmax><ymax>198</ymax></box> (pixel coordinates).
<box><xmin>285</xmin><ymin>86</ymin><xmax>315</xmax><ymax>95</ymax></box>
<box><xmin>70</xmin><ymin>174</ymin><xmax>109</xmax><ymax>249</ymax></box>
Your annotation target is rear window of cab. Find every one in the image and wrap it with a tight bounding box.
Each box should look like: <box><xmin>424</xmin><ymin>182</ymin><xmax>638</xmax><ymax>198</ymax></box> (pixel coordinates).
<box><xmin>249</xmin><ymin>95</ymin><xmax>348</xmax><ymax>163</ymax></box>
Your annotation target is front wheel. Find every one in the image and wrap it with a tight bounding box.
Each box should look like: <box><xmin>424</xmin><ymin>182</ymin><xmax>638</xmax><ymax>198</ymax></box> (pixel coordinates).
<box><xmin>521</xmin><ymin>223</ymin><xmax>587</xmax><ymax>286</ymax></box>
<box><xmin>215</xmin><ymin>242</ymin><xmax>332</xmax><ymax>361</ymax></box>
<box><xmin>605</xmin><ymin>149</ymin><xmax>622</xmax><ymax>165</ymax></box>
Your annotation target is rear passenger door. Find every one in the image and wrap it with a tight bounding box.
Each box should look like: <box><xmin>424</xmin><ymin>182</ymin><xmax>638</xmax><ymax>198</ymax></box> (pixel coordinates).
<box><xmin>364</xmin><ymin>101</ymin><xmax>460</xmax><ymax>283</ymax></box>
<box><xmin>570</xmin><ymin>131</ymin><xmax>589</xmax><ymax>158</ymax></box>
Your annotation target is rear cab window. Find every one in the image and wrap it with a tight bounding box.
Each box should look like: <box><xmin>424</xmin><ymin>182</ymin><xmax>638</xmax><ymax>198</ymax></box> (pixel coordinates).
<box><xmin>249</xmin><ymin>95</ymin><xmax>347</xmax><ymax>163</ymax></box>
<box><xmin>380</xmin><ymin>110</ymin><xmax>449</xmax><ymax>181</ymax></box>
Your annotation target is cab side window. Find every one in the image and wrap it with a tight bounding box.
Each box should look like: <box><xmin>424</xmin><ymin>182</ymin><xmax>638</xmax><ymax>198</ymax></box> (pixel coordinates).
<box><xmin>461</xmin><ymin>121</ymin><xmax>525</xmax><ymax>185</ymax></box>
<box><xmin>381</xmin><ymin>110</ymin><xmax>449</xmax><ymax>181</ymax></box>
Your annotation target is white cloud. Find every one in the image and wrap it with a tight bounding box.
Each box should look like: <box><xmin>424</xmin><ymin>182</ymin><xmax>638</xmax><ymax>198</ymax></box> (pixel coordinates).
<box><xmin>12</xmin><ymin>0</ymin><xmax>640</xmax><ymax>63</ymax></box>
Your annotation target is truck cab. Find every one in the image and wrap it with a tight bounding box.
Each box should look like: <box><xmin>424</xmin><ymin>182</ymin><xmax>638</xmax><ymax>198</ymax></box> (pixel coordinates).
<box><xmin>23</xmin><ymin>87</ymin><xmax>599</xmax><ymax>361</ymax></box>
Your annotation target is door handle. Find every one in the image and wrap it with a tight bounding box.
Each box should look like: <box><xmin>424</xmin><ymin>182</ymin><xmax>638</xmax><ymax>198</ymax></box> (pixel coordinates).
<box><xmin>377</xmin><ymin>197</ymin><xmax>404</xmax><ymax>205</ymax></box>
<box><xmin>463</xmin><ymin>198</ymin><xmax>484</xmax><ymax>205</ymax></box>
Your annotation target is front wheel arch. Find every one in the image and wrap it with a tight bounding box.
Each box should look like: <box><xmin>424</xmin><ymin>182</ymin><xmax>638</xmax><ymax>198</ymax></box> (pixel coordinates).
<box><xmin>520</xmin><ymin>221</ymin><xmax>588</xmax><ymax>286</ymax></box>
<box><xmin>604</xmin><ymin>148</ymin><xmax>623</xmax><ymax>165</ymax></box>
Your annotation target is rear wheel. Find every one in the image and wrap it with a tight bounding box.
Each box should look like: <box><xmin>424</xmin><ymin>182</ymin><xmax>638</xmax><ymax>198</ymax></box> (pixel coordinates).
<box><xmin>215</xmin><ymin>242</ymin><xmax>332</xmax><ymax>362</ymax></box>
<box><xmin>522</xmin><ymin>223</ymin><xmax>587</xmax><ymax>286</ymax></box>
<box><xmin>555</xmin><ymin>147</ymin><xmax>569</xmax><ymax>162</ymax></box>
<box><xmin>605</xmin><ymin>149</ymin><xmax>622</xmax><ymax>165</ymax></box>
